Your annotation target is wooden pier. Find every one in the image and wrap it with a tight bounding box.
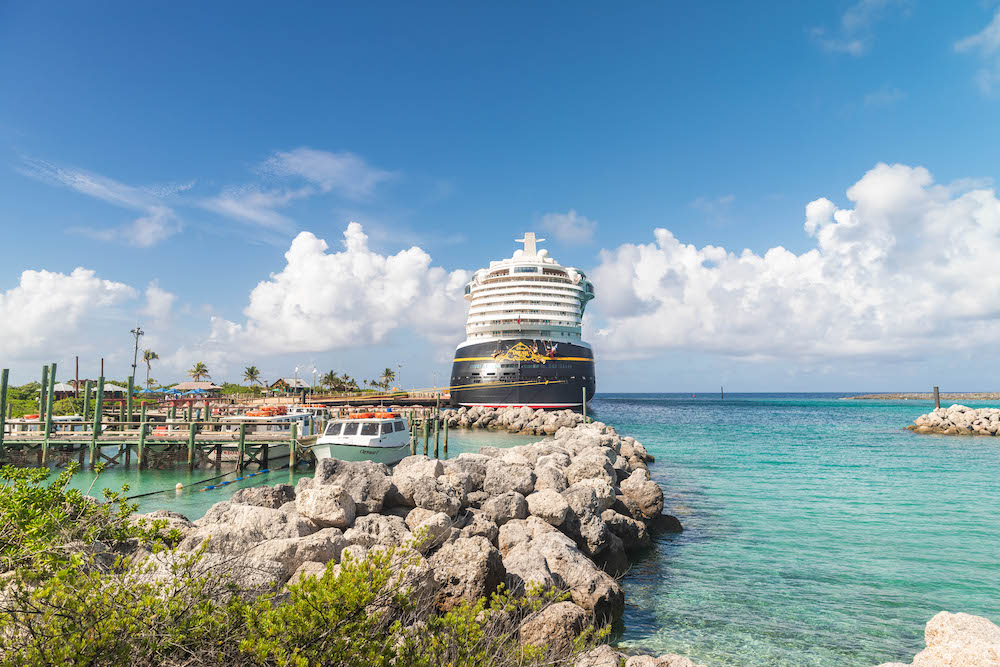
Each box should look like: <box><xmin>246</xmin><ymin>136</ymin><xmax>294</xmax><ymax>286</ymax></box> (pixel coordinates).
<box><xmin>0</xmin><ymin>365</ymin><xmax>315</xmax><ymax>472</ymax></box>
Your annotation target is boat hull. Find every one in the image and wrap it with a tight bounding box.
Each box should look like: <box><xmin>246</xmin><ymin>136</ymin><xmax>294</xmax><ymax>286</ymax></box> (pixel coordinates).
<box><xmin>449</xmin><ymin>338</ymin><xmax>595</xmax><ymax>408</ymax></box>
<box><xmin>308</xmin><ymin>442</ymin><xmax>410</xmax><ymax>466</ymax></box>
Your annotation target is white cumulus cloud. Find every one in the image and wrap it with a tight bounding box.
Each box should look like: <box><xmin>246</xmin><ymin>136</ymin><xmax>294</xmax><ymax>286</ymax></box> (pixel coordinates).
<box><xmin>206</xmin><ymin>222</ymin><xmax>471</xmax><ymax>357</ymax></box>
<box><xmin>0</xmin><ymin>268</ymin><xmax>135</xmax><ymax>359</ymax></box>
<box><xmin>589</xmin><ymin>163</ymin><xmax>1000</xmax><ymax>362</ymax></box>
<box><xmin>140</xmin><ymin>281</ymin><xmax>177</xmax><ymax>321</ymax></box>
<box><xmin>810</xmin><ymin>0</ymin><xmax>906</xmax><ymax>56</ymax></box>
<box><xmin>539</xmin><ymin>210</ymin><xmax>597</xmax><ymax>244</ymax></box>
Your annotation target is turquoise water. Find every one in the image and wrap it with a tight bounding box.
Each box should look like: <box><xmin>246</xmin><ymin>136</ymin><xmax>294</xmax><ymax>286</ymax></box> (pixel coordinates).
<box><xmin>591</xmin><ymin>394</ymin><xmax>1000</xmax><ymax>666</ymax></box>
<box><xmin>42</xmin><ymin>394</ymin><xmax>1000</xmax><ymax>664</ymax></box>
<box><xmin>60</xmin><ymin>428</ymin><xmax>541</xmax><ymax>519</ymax></box>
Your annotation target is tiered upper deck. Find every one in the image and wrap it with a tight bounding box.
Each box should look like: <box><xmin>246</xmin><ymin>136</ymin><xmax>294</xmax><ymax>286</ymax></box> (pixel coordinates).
<box><xmin>461</xmin><ymin>233</ymin><xmax>594</xmax><ymax>345</ymax></box>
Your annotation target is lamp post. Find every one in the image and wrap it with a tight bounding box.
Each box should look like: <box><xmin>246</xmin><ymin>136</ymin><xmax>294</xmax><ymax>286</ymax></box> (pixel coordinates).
<box><xmin>130</xmin><ymin>326</ymin><xmax>144</xmax><ymax>379</ymax></box>
<box><xmin>397</xmin><ymin>364</ymin><xmax>403</xmax><ymax>392</ymax></box>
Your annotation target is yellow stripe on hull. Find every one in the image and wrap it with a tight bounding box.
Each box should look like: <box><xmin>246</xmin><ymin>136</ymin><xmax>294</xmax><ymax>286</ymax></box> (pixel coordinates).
<box><xmin>452</xmin><ymin>356</ymin><xmax>593</xmax><ymax>362</ymax></box>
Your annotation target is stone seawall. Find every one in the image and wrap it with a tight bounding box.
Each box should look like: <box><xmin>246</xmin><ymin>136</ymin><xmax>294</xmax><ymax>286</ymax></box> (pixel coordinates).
<box><xmin>136</xmin><ymin>408</ymin><xmax>682</xmax><ymax>657</ymax></box>
<box><xmin>907</xmin><ymin>404</ymin><xmax>1000</xmax><ymax>436</ymax></box>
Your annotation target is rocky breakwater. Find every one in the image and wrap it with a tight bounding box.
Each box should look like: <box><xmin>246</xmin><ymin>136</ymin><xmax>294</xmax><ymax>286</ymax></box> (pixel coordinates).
<box><xmin>907</xmin><ymin>404</ymin><xmax>1000</xmax><ymax>436</ymax></box>
<box><xmin>145</xmin><ymin>417</ymin><xmax>679</xmax><ymax>641</ymax></box>
<box><xmin>444</xmin><ymin>406</ymin><xmax>640</xmax><ymax>442</ymax></box>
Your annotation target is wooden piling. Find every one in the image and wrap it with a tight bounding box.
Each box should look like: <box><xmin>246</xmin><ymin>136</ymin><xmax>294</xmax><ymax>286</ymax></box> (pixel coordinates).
<box><xmin>443</xmin><ymin>418</ymin><xmax>448</xmax><ymax>459</ymax></box>
<box><xmin>422</xmin><ymin>418</ymin><xmax>429</xmax><ymax>456</ymax></box>
<box><xmin>40</xmin><ymin>365</ymin><xmax>49</xmax><ymax>418</ymax></box>
<box><xmin>0</xmin><ymin>368</ymin><xmax>8</xmax><ymax>457</ymax></box>
<box><xmin>42</xmin><ymin>362</ymin><xmax>56</xmax><ymax>464</ymax></box>
<box><xmin>433</xmin><ymin>416</ymin><xmax>440</xmax><ymax>459</ymax></box>
<box><xmin>90</xmin><ymin>377</ymin><xmax>105</xmax><ymax>467</ymax></box>
<box><xmin>187</xmin><ymin>422</ymin><xmax>197</xmax><ymax>469</ymax></box>
<box><xmin>934</xmin><ymin>386</ymin><xmax>940</xmax><ymax>410</ymax></box>
<box><xmin>410</xmin><ymin>422</ymin><xmax>416</xmax><ymax>455</ymax></box>
<box><xmin>290</xmin><ymin>423</ymin><xmax>298</xmax><ymax>468</ymax></box>
<box><xmin>118</xmin><ymin>392</ymin><xmax>125</xmax><ymax>431</ymax></box>
<box><xmin>582</xmin><ymin>387</ymin><xmax>587</xmax><ymax>422</ymax></box>
<box><xmin>137</xmin><ymin>420</ymin><xmax>147</xmax><ymax>468</ymax></box>
<box><xmin>237</xmin><ymin>423</ymin><xmax>246</xmax><ymax>473</ymax></box>
<box><xmin>127</xmin><ymin>375</ymin><xmax>135</xmax><ymax>424</ymax></box>
<box><xmin>83</xmin><ymin>380</ymin><xmax>92</xmax><ymax>421</ymax></box>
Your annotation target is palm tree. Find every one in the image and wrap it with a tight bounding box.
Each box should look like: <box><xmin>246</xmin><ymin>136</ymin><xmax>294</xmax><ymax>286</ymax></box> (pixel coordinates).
<box><xmin>142</xmin><ymin>349</ymin><xmax>159</xmax><ymax>388</ymax></box>
<box><xmin>188</xmin><ymin>362</ymin><xmax>210</xmax><ymax>382</ymax></box>
<box><xmin>243</xmin><ymin>365</ymin><xmax>262</xmax><ymax>386</ymax></box>
<box><xmin>380</xmin><ymin>367</ymin><xmax>396</xmax><ymax>391</ymax></box>
<box><xmin>322</xmin><ymin>371</ymin><xmax>340</xmax><ymax>391</ymax></box>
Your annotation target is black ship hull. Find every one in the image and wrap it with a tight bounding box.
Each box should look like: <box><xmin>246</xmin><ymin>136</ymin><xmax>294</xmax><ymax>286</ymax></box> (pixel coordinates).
<box><xmin>449</xmin><ymin>339</ymin><xmax>595</xmax><ymax>408</ymax></box>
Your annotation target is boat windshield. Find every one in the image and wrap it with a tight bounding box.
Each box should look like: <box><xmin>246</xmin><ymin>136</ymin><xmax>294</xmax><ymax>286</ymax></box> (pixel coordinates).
<box><xmin>343</xmin><ymin>422</ymin><xmax>359</xmax><ymax>435</ymax></box>
<box><xmin>325</xmin><ymin>422</ymin><xmax>343</xmax><ymax>436</ymax></box>
<box><xmin>360</xmin><ymin>422</ymin><xmax>379</xmax><ymax>436</ymax></box>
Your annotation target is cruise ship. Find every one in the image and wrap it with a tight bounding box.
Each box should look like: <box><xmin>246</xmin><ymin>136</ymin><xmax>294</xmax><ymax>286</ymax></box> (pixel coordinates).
<box><xmin>449</xmin><ymin>233</ymin><xmax>596</xmax><ymax>408</ymax></box>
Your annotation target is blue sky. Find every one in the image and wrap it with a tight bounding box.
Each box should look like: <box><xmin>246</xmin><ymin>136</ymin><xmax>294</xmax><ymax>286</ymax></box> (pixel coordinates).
<box><xmin>2</xmin><ymin>2</ymin><xmax>1000</xmax><ymax>391</ymax></box>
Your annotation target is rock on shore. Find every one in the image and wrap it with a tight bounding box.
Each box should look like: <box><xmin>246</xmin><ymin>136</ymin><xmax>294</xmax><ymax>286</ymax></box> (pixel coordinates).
<box><xmin>908</xmin><ymin>405</ymin><xmax>1000</xmax><ymax>436</ymax></box>
<box><xmin>874</xmin><ymin>611</ymin><xmax>1000</xmax><ymax>666</ymax></box>
<box><xmin>162</xmin><ymin>409</ymin><xmax>680</xmax><ymax>631</ymax></box>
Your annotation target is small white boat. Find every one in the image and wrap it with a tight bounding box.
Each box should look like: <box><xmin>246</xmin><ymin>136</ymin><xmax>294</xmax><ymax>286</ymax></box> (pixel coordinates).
<box><xmin>308</xmin><ymin>412</ymin><xmax>410</xmax><ymax>466</ymax></box>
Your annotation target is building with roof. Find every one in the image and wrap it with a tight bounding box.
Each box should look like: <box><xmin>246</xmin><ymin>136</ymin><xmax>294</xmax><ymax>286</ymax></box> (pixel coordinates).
<box><xmin>268</xmin><ymin>378</ymin><xmax>311</xmax><ymax>395</ymax></box>
<box><xmin>172</xmin><ymin>381</ymin><xmax>223</xmax><ymax>395</ymax></box>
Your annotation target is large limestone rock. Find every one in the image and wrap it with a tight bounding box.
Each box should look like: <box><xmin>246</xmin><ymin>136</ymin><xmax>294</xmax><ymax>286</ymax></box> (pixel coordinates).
<box><xmin>503</xmin><ymin>531</ymin><xmax>624</xmax><ymax>622</ymax></box>
<box><xmin>575</xmin><ymin>645</ymin><xmax>625</xmax><ymax>666</ymax></box>
<box><xmin>519</xmin><ymin>601</ymin><xmax>589</xmax><ymax>653</ymax></box>
<box><xmin>498</xmin><ymin>517</ymin><xmax>559</xmax><ymax>557</ymax></box>
<box><xmin>286</xmin><ymin>560</ymin><xmax>327</xmax><ymax>587</ymax></box>
<box><xmin>229</xmin><ymin>484</ymin><xmax>295</xmax><ymax>509</ymax></box>
<box><xmin>526</xmin><ymin>489</ymin><xmax>570</xmax><ymax>527</ymax></box>
<box><xmin>534</xmin><ymin>465</ymin><xmax>570</xmax><ymax>493</ymax></box>
<box><xmin>482</xmin><ymin>491</ymin><xmax>529</xmax><ymax>526</ymax></box>
<box><xmin>483</xmin><ymin>459</ymin><xmax>536</xmax><ymax>496</ymax></box>
<box><xmin>313</xmin><ymin>459</ymin><xmax>394</xmax><ymax>515</ymax></box>
<box><xmin>180</xmin><ymin>502</ymin><xmax>318</xmax><ymax>553</ymax></box>
<box><xmin>602</xmin><ymin>509</ymin><xmax>651</xmax><ymax>552</ymax></box>
<box><xmin>343</xmin><ymin>514</ymin><xmax>411</xmax><ymax>548</ymax></box>
<box><xmin>446</xmin><ymin>454</ymin><xmax>490</xmax><ymax>490</ymax></box>
<box><xmin>460</xmin><ymin>512</ymin><xmax>500</xmax><ymax>544</ymax></box>
<box><xmin>878</xmin><ymin>611</ymin><xmax>1000</xmax><ymax>667</ymax></box>
<box><xmin>251</xmin><ymin>528</ymin><xmax>348</xmax><ymax>578</ymax></box>
<box><xmin>142</xmin><ymin>550</ymin><xmax>287</xmax><ymax>593</ymax></box>
<box><xmin>428</xmin><ymin>536</ymin><xmax>505</xmax><ymax>611</ymax></box>
<box><xmin>410</xmin><ymin>476</ymin><xmax>462</xmax><ymax>517</ymax></box>
<box><xmin>620</xmin><ymin>469</ymin><xmax>664</xmax><ymax>519</ymax></box>
<box><xmin>295</xmin><ymin>485</ymin><xmax>357</xmax><ymax>529</ymax></box>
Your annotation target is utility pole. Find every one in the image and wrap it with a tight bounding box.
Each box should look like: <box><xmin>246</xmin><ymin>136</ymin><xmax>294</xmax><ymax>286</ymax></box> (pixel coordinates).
<box><xmin>130</xmin><ymin>326</ymin><xmax>144</xmax><ymax>380</ymax></box>
<box><xmin>397</xmin><ymin>364</ymin><xmax>403</xmax><ymax>392</ymax></box>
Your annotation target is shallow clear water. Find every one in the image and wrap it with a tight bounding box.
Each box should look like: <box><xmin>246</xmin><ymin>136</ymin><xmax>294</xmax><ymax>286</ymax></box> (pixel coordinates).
<box><xmin>60</xmin><ymin>428</ymin><xmax>540</xmax><ymax>519</ymax></box>
<box><xmin>590</xmin><ymin>394</ymin><xmax>1000</xmax><ymax>666</ymax></box>
<box><xmin>40</xmin><ymin>395</ymin><xmax>1000</xmax><ymax>664</ymax></box>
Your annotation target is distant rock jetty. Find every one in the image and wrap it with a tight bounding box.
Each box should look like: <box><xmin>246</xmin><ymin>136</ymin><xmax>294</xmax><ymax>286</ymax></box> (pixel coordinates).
<box><xmin>846</xmin><ymin>392</ymin><xmax>1000</xmax><ymax>400</ymax></box>
<box><xmin>907</xmin><ymin>405</ymin><xmax>1000</xmax><ymax>436</ymax></box>
<box><xmin>137</xmin><ymin>409</ymin><xmax>682</xmax><ymax>655</ymax></box>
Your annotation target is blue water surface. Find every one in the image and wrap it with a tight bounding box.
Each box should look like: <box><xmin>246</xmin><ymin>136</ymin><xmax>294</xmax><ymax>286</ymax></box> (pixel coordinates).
<box><xmin>590</xmin><ymin>393</ymin><xmax>1000</xmax><ymax>666</ymax></box>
